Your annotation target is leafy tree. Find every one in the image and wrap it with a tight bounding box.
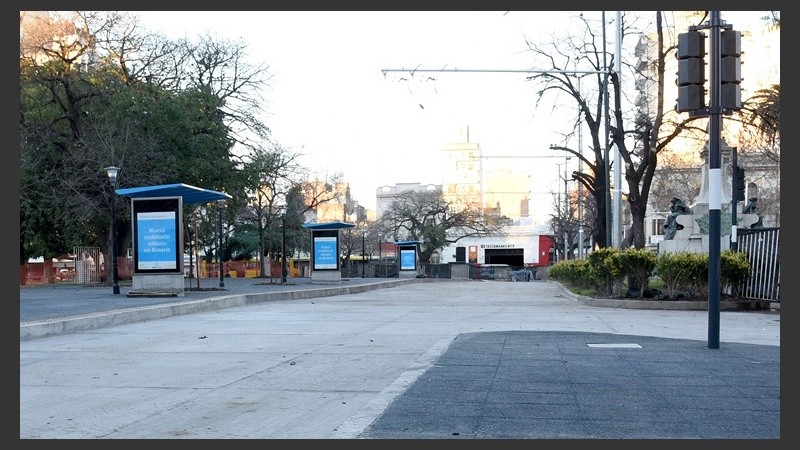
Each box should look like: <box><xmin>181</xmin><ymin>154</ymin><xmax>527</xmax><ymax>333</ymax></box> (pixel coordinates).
<box><xmin>19</xmin><ymin>11</ymin><xmax>268</xmax><ymax>269</ymax></box>
<box><xmin>738</xmin><ymin>84</ymin><xmax>780</xmax><ymax>165</ymax></box>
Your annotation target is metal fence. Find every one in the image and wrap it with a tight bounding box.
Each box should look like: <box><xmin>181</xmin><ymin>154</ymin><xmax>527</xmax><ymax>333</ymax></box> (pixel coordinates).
<box><xmin>74</xmin><ymin>246</ymin><xmax>102</xmax><ymax>284</ymax></box>
<box><xmin>737</xmin><ymin>227</ymin><xmax>780</xmax><ymax>302</ymax></box>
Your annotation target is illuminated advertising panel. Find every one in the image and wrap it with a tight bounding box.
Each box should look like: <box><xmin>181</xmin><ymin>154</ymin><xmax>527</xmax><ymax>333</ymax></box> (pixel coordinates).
<box><xmin>400</xmin><ymin>249</ymin><xmax>416</xmax><ymax>270</ymax></box>
<box><xmin>132</xmin><ymin>197</ymin><xmax>182</xmax><ymax>274</ymax></box>
<box><xmin>312</xmin><ymin>230</ymin><xmax>339</xmax><ymax>270</ymax></box>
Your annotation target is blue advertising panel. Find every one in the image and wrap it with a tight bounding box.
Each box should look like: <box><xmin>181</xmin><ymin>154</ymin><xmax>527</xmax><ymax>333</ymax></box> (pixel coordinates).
<box><xmin>400</xmin><ymin>249</ymin><xmax>416</xmax><ymax>270</ymax></box>
<box><xmin>137</xmin><ymin>211</ymin><xmax>177</xmax><ymax>269</ymax></box>
<box><xmin>132</xmin><ymin>197</ymin><xmax>182</xmax><ymax>274</ymax></box>
<box><xmin>313</xmin><ymin>235</ymin><xmax>338</xmax><ymax>270</ymax></box>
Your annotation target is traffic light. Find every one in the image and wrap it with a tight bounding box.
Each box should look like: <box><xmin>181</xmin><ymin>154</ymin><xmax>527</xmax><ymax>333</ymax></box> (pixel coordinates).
<box><xmin>734</xmin><ymin>165</ymin><xmax>746</xmax><ymax>201</ymax></box>
<box><xmin>675</xmin><ymin>30</ymin><xmax>706</xmax><ymax>113</ymax></box>
<box><xmin>720</xmin><ymin>29</ymin><xmax>742</xmax><ymax>110</ymax></box>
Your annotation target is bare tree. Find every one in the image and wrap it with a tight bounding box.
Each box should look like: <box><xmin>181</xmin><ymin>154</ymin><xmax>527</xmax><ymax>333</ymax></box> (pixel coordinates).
<box><xmin>647</xmin><ymin>151</ymin><xmax>703</xmax><ymax>217</ymax></box>
<box><xmin>526</xmin><ymin>11</ymin><xmax>712</xmax><ymax>250</ymax></box>
<box><xmin>547</xmin><ymin>189</ymin><xmax>580</xmax><ymax>261</ymax></box>
<box><xmin>239</xmin><ymin>144</ymin><xmax>304</xmax><ymax>279</ymax></box>
<box><xmin>378</xmin><ymin>189</ymin><xmax>508</xmax><ymax>264</ymax></box>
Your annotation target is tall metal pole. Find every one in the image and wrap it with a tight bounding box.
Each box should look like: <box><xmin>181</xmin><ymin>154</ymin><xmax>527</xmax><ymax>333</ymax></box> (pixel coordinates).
<box><xmin>730</xmin><ymin>147</ymin><xmax>738</xmax><ymax>251</ymax></box>
<box><xmin>564</xmin><ymin>158</ymin><xmax>570</xmax><ymax>259</ymax></box>
<box><xmin>361</xmin><ymin>232</ymin><xmax>366</xmax><ymax>278</ymax></box>
<box><xmin>602</xmin><ymin>11</ymin><xmax>612</xmax><ymax>249</ymax></box>
<box><xmin>110</xmin><ymin>183</ymin><xmax>119</xmax><ymax>294</ymax></box>
<box><xmin>378</xmin><ymin>235</ymin><xmax>382</xmax><ymax>277</ymax></box>
<box><xmin>218</xmin><ymin>199</ymin><xmax>225</xmax><ymax>288</ymax></box>
<box><xmin>194</xmin><ymin>221</ymin><xmax>200</xmax><ymax>289</ymax></box>
<box><xmin>612</xmin><ymin>10</ymin><xmax>623</xmax><ymax>248</ymax></box>
<box><xmin>105</xmin><ymin>166</ymin><xmax>120</xmax><ymax>295</ymax></box>
<box><xmin>707</xmin><ymin>11</ymin><xmax>722</xmax><ymax>349</ymax></box>
<box><xmin>577</xmin><ymin>76</ymin><xmax>584</xmax><ymax>259</ymax></box>
<box><xmin>281</xmin><ymin>214</ymin><xmax>287</xmax><ymax>283</ymax></box>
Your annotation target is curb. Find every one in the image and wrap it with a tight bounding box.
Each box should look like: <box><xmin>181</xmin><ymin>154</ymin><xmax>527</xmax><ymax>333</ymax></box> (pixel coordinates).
<box><xmin>551</xmin><ymin>280</ymin><xmax>778</xmax><ymax>311</ymax></box>
<box><xmin>20</xmin><ymin>278</ymin><xmax>418</xmax><ymax>341</ymax></box>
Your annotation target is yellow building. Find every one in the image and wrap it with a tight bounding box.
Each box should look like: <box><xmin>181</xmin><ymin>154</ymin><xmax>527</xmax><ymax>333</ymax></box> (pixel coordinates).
<box><xmin>441</xmin><ymin>125</ymin><xmax>533</xmax><ymax>223</ymax></box>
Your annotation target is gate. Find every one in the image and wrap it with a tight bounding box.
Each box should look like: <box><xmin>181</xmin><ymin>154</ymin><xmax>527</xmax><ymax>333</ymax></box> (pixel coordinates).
<box><xmin>74</xmin><ymin>246</ymin><xmax>102</xmax><ymax>284</ymax></box>
<box><xmin>736</xmin><ymin>228</ymin><xmax>780</xmax><ymax>302</ymax></box>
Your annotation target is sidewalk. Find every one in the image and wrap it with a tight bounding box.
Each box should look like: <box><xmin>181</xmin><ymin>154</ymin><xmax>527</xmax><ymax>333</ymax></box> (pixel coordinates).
<box><xmin>20</xmin><ymin>276</ymin><xmax>409</xmax><ymax>340</ymax></box>
<box><xmin>19</xmin><ymin>279</ymin><xmax>780</xmax><ymax>439</ymax></box>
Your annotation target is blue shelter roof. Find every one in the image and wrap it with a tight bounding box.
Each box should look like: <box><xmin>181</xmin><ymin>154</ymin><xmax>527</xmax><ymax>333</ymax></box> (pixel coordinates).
<box><xmin>301</xmin><ymin>221</ymin><xmax>356</xmax><ymax>230</ymax></box>
<box><xmin>395</xmin><ymin>240</ymin><xmax>422</xmax><ymax>245</ymax></box>
<box><xmin>115</xmin><ymin>183</ymin><xmax>231</xmax><ymax>205</ymax></box>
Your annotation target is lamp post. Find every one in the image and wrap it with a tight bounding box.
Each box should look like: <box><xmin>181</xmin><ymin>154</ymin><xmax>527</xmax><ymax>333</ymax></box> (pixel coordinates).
<box><xmin>281</xmin><ymin>213</ymin><xmax>287</xmax><ymax>284</ymax></box>
<box><xmin>361</xmin><ymin>232</ymin><xmax>366</xmax><ymax>278</ymax></box>
<box><xmin>105</xmin><ymin>166</ymin><xmax>120</xmax><ymax>294</ymax></box>
<box><xmin>377</xmin><ymin>235</ymin><xmax>382</xmax><ymax>278</ymax></box>
<box><xmin>217</xmin><ymin>199</ymin><xmax>225</xmax><ymax>288</ymax></box>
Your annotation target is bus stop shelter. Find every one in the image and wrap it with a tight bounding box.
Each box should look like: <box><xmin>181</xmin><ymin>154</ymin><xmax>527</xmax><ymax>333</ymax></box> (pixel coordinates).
<box><xmin>115</xmin><ymin>183</ymin><xmax>231</xmax><ymax>296</ymax></box>
<box><xmin>301</xmin><ymin>221</ymin><xmax>355</xmax><ymax>284</ymax></box>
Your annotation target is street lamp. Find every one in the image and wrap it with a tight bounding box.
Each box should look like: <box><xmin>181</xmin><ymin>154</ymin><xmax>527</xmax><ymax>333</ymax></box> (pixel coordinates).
<box><xmin>217</xmin><ymin>198</ymin><xmax>225</xmax><ymax>288</ymax></box>
<box><xmin>281</xmin><ymin>213</ymin><xmax>287</xmax><ymax>284</ymax></box>
<box><xmin>104</xmin><ymin>166</ymin><xmax>120</xmax><ymax>295</ymax></box>
<box><xmin>361</xmin><ymin>232</ymin><xmax>366</xmax><ymax>278</ymax></box>
<box><xmin>377</xmin><ymin>235</ymin><xmax>382</xmax><ymax>278</ymax></box>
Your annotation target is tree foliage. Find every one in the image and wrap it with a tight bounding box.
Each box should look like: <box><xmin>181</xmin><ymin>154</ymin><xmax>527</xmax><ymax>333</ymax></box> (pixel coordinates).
<box><xmin>19</xmin><ymin>11</ymin><xmax>271</xmax><ymax>265</ymax></box>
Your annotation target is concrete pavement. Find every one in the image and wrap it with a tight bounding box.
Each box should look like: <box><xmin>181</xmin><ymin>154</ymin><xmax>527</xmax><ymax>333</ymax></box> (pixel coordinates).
<box><xmin>19</xmin><ymin>278</ymin><xmax>781</xmax><ymax>439</ymax></box>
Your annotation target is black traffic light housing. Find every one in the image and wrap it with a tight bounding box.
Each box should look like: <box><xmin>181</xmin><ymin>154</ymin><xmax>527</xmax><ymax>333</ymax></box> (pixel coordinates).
<box><xmin>734</xmin><ymin>165</ymin><xmax>746</xmax><ymax>202</ymax></box>
<box><xmin>720</xmin><ymin>29</ymin><xmax>742</xmax><ymax>110</ymax></box>
<box><xmin>675</xmin><ymin>30</ymin><xmax>706</xmax><ymax>113</ymax></box>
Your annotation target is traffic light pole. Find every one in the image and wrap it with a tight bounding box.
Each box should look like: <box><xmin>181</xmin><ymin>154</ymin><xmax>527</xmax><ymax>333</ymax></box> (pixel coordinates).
<box><xmin>731</xmin><ymin>146</ymin><xmax>738</xmax><ymax>251</ymax></box>
<box><xmin>676</xmin><ymin>11</ymin><xmax>742</xmax><ymax>350</ymax></box>
<box><xmin>707</xmin><ymin>11</ymin><xmax>723</xmax><ymax>349</ymax></box>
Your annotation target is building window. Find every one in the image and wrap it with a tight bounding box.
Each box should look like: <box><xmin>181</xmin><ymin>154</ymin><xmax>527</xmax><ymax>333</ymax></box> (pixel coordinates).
<box><xmin>651</xmin><ymin>218</ymin><xmax>665</xmax><ymax>235</ymax></box>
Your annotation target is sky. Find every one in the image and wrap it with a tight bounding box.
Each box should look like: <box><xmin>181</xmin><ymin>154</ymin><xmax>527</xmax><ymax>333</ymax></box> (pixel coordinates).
<box><xmin>135</xmin><ymin>10</ymin><xmax>579</xmax><ymax>216</ymax></box>
<box><xmin>133</xmin><ymin>10</ymin><xmax>777</xmax><ymax>222</ymax></box>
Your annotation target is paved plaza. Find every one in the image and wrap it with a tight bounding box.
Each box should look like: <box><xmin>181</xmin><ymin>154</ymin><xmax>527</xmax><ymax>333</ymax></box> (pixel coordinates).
<box><xmin>20</xmin><ymin>278</ymin><xmax>781</xmax><ymax>439</ymax></box>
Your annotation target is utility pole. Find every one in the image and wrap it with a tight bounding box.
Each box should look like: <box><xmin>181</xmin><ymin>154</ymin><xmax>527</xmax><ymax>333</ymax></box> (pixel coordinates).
<box><xmin>612</xmin><ymin>11</ymin><xmax>623</xmax><ymax>248</ymax></box>
<box><xmin>601</xmin><ymin>11</ymin><xmax>612</xmax><ymax>249</ymax></box>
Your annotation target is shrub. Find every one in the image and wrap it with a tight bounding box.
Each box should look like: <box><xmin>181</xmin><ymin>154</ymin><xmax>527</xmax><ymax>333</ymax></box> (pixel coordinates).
<box><xmin>685</xmin><ymin>252</ymin><xmax>709</xmax><ymax>298</ymax></box>
<box><xmin>548</xmin><ymin>259</ymin><xmax>591</xmax><ymax>288</ymax></box>
<box><xmin>655</xmin><ymin>251</ymin><xmax>696</xmax><ymax>298</ymax></box>
<box><xmin>556</xmin><ymin>248</ymin><xmax>752</xmax><ymax>302</ymax></box>
<box><xmin>721</xmin><ymin>249</ymin><xmax>751</xmax><ymax>299</ymax></box>
<box><xmin>618</xmin><ymin>247</ymin><xmax>658</xmax><ymax>298</ymax></box>
<box><xmin>585</xmin><ymin>247</ymin><xmax>626</xmax><ymax>296</ymax></box>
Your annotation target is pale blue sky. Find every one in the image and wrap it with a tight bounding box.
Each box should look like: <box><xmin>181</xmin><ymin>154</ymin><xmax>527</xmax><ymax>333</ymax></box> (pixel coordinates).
<box><xmin>136</xmin><ymin>11</ymin><xmax>575</xmax><ymax>216</ymax></box>
<box><xmin>134</xmin><ymin>11</ymin><xmax>776</xmax><ymax>223</ymax></box>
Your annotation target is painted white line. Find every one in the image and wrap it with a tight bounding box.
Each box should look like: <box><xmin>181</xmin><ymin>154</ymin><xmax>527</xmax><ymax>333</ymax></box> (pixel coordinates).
<box><xmin>330</xmin><ymin>335</ymin><xmax>458</xmax><ymax>439</ymax></box>
<box><xmin>587</xmin><ymin>343</ymin><xmax>643</xmax><ymax>348</ymax></box>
